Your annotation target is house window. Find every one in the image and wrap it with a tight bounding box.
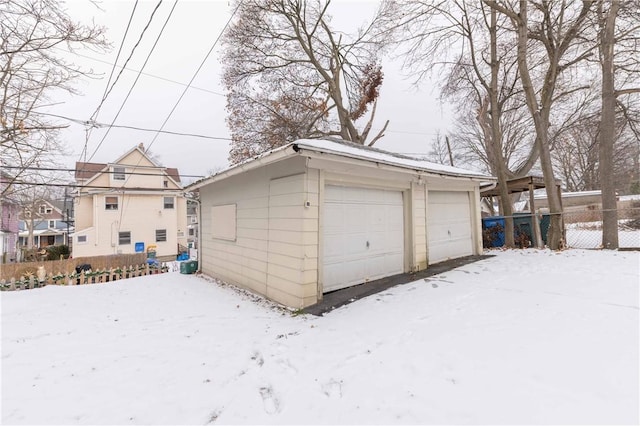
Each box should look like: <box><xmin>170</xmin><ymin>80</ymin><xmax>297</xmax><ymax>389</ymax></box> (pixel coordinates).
<box><xmin>188</xmin><ymin>228</ymin><xmax>195</xmax><ymax>236</ymax></box>
<box><xmin>39</xmin><ymin>205</ymin><xmax>51</xmax><ymax>214</ymax></box>
<box><xmin>77</xmin><ymin>235</ymin><xmax>87</xmax><ymax>244</ymax></box>
<box><xmin>163</xmin><ymin>180</ymin><xmax>168</xmax><ymax>188</ymax></box>
<box><xmin>190</xmin><ymin>216</ymin><xmax>197</xmax><ymax>224</ymax></box>
<box><xmin>163</xmin><ymin>196</ymin><xmax>174</xmax><ymax>209</ymax></box>
<box><xmin>155</xmin><ymin>229</ymin><xmax>167</xmax><ymax>242</ymax></box>
<box><xmin>118</xmin><ymin>231</ymin><xmax>131</xmax><ymax>245</ymax></box>
<box><xmin>48</xmin><ymin>220</ymin><xmax>55</xmax><ymax>228</ymax></box>
<box><xmin>113</xmin><ymin>167</ymin><xmax>125</xmax><ymax>180</ymax></box>
<box><xmin>105</xmin><ymin>196</ymin><xmax>118</xmax><ymax>210</ymax></box>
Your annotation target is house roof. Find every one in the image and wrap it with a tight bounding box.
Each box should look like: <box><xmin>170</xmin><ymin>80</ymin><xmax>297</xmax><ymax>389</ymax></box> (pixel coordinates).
<box><xmin>187</xmin><ymin>138</ymin><xmax>494</xmax><ymax>191</ymax></box>
<box><xmin>75</xmin><ymin>143</ymin><xmax>182</xmax><ymax>185</ymax></box>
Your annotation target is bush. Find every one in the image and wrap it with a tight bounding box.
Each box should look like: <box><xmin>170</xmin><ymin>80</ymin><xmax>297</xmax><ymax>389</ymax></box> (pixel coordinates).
<box><xmin>46</xmin><ymin>245</ymin><xmax>70</xmax><ymax>261</ymax></box>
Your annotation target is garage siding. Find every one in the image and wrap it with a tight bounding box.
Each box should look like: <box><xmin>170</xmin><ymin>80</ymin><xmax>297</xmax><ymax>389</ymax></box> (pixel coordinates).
<box><xmin>198</xmin><ymin>158</ymin><xmax>312</xmax><ymax>304</ymax></box>
<box><xmin>266</xmin><ymin>172</ymin><xmax>319</xmax><ymax>307</ymax></box>
<box><xmin>412</xmin><ymin>183</ymin><xmax>428</xmax><ymax>271</ymax></box>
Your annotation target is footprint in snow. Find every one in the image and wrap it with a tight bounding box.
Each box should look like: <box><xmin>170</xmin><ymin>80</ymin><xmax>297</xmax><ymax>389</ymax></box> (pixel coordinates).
<box><xmin>259</xmin><ymin>386</ymin><xmax>280</xmax><ymax>414</ymax></box>
<box><xmin>321</xmin><ymin>379</ymin><xmax>343</xmax><ymax>399</ymax></box>
<box><xmin>251</xmin><ymin>351</ymin><xmax>264</xmax><ymax>367</ymax></box>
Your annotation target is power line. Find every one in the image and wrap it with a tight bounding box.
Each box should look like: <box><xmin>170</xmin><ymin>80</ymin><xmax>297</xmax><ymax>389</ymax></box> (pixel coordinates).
<box><xmin>11</xmin><ymin>109</ymin><xmax>232</xmax><ymax>141</ymax></box>
<box><xmin>86</xmin><ymin>0</ymin><xmax>179</xmax><ymax>163</ymax></box>
<box><xmin>9</xmin><ymin>180</ymin><xmax>188</xmax><ymax>192</ymax></box>
<box><xmin>1</xmin><ymin>165</ymin><xmax>205</xmax><ymax>179</ymax></box>
<box><xmin>81</xmin><ymin>0</ymin><xmax>140</xmax><ymax>162</ymax></box>
<box><xmin>55</xmin><ymin>48</ymin><xmax>225</xmax><ymax>97</ymax></box>
<box><xmin>144</xmin><ymin>0</ymin><xmax>242</xmax><ymax>153</ymax></box>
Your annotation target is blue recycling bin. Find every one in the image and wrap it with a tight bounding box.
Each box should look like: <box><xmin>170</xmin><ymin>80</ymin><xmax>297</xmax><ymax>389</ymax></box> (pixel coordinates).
<box><xmin>482</xmin><ymin>216</ymin><xmax>505</xmax><ymax>247</ymax></box>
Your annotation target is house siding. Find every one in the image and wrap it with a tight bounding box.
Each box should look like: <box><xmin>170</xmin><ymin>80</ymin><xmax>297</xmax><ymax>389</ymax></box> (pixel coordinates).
<box><xmin>73</xmin><ymin>147</ymin><xmax>187</xmax><ymax>258</ymax></box>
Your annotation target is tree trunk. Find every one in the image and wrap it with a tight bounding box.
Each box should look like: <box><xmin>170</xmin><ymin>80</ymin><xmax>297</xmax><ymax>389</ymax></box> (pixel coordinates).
<box><xmin>489</xmin><ymin>7</ymin><xmax>514</xmax><ymax>248</ymax></box>
<box><xmin>599</xmin><ymin>1</ymin><xmax>620</xmax><ymax>249</ymax></box>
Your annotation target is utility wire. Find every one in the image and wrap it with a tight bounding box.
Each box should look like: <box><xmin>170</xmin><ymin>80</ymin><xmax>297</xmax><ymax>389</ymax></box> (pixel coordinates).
<box><xmin>53</xmin><ymin>47</ymin><xmax>225</xmax><ymax>96</ymax></box>
<box><xmin>1</xmin><ymin>165</ymin><xmax>205</xmax><ymax>179</ymax></box>
<box><xmin>144</xmin><ymin>0</ymin><xmax>242</xmax><ymax>153</ymax></box>
<box><xmin>17</xmin><ymin>109</ymin><xmax>231</xmax><ymax>141</ymax></box>
<box><xmin>85</xmin><ymin>0</ymin><xmax>179</xmax><ymax>163</ymax></box>
<box><xmin>81</xmin><ymin>0</ymin><xmax>140</xmax><ymax>162</ymax></box>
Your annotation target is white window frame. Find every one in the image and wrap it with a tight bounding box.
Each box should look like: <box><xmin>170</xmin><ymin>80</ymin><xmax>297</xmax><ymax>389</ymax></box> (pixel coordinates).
<box><xmin>113</xmin><ymin>167</ymin><xmax>126</xmax><ymax>181</ymax></box>
<box><xmin>155</xmin><ymin>229</ymin><xmax>167</xmax><ymax>242</ymax></box>
<box><xmin>118</xmin><ymin>231</ymin><xmax>131</xmax><ymax>245</ymax></box>
<box><xmin>105</xmin><ymin>196</ymin><xmax>118</xmax><ymax>210</ymax></box>
<box><xmin>48</xmin><ymin>220</ymin><xmax>55</xmax><ymax>228</ymax></box>
<box><xmin>76</xmin><ymin>235</ymin><xmax>87</xmax><ymax>244</ymax></box>
<box><xmin>163</xmin><ymin>196</ymin><xmax>175</xmax><ymax>209</ymax></box>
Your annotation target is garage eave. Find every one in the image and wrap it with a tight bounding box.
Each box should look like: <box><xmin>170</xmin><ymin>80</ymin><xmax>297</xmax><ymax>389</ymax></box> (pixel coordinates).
<box><xmin>292</xmin><ymin>139</ymin><xmax>494</xmax><ymax>182</ymax></box>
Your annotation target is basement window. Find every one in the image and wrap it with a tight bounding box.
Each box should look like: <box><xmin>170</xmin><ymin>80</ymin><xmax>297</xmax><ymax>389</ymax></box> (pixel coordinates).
<box><xmin>119</xmin><ymin>231</ymin><xmax>131</xmax><ymax>245</ymax></box>
<box><xmin>155</xmin><ymin>229</ymin><xmax>167</xmax><ymax>242</ymax></box>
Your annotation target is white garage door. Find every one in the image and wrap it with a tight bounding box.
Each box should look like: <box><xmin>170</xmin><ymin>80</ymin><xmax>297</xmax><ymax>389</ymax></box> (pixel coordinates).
<box><xmin>427</xmin><ymin>191</ymin><xmax>474</xmax><ymax>264</ymax></box>
<box><xmin>323</xmin><ymin>185</ymin><xmax>404</xmax><ymax>292</ymax></box>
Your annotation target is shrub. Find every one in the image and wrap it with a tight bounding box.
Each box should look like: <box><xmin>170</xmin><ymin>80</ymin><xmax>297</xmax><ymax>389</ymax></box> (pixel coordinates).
<box><xmin>46</xmin><ymin>245</ymin><xmax>70</xmax><ymax>261</ymax></box>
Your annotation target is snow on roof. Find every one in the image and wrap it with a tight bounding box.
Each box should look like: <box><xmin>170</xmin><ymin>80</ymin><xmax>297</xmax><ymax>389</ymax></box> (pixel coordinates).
<box><xmin>188</xmin><ymin>139</ymin><xmax>493</xmax><ymax>191</ymax></box>
<box><xmin>293</xmin><ymin>138</ymin><xmax>491</xmax><ymax>179</ymax></box>
<box><xmin>535</xmin><ymin>190</ymin><xmax>605</xmax><ymax>200</ymax></box>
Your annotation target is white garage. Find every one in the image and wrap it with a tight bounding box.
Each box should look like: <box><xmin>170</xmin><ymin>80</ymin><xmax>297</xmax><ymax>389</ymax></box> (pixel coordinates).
<box><xmin>189</xmin><ymin>138</ymin><xmax>493</xmax><ymax>308</ymax></box>
<box><xmin>323</xmin><ymin>185</ymin><xmax>404</xmax><ymax>292</ymax></box>
<box><xmin>427</xmin><ymin>191</ymin><xmax>474</xmax><ymax>264</ymax></box>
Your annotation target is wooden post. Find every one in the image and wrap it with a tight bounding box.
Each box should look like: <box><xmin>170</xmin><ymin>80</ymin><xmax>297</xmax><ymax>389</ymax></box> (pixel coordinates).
<box><xmin>530</xmin><ymin>182</ymin><xmax>544</xmax><ymax>248</ymax></box>
<box><xmin>10</xmin><ymin>278</ymin><xmax>16</xmax><ymax>291</ymax></box>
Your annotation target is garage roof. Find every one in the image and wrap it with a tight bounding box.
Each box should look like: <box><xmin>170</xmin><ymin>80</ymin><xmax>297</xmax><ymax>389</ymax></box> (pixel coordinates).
<box><xmin>187</xmin><ymin>138</ymin><xmax>494</xmax><ymax>191</ymax></box>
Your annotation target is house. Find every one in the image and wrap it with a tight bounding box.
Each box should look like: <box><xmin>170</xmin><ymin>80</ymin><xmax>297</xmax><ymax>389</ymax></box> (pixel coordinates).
<box><xmin>73</xmin><ymin>143</ymin><xmax>188</xmax><ymax>258</ymax></box>
<box><xmin>0</xmin><ymin>172</ymin><xmax>19</xmax><ymax>263</ymax></box>
<box><xmin>187</xmin><ymin>198</ymin><xmax>199</xmax><ymax>250</ymax></box>
<box><xmin>18</xmin><ymin>199</ymin><xmax>72</xmax><ymax>249</ymax></box>
<box><xmin>187</xmin><ymin>138</ymin><xmax>494</xmax><ymax>308</ymax></box>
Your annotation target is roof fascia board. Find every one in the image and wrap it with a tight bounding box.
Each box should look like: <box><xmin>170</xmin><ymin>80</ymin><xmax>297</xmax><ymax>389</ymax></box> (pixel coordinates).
<box><xmin>300</xmin><ymin>148</ymin><xmax>493</xmax><ymax>182</ymax></box>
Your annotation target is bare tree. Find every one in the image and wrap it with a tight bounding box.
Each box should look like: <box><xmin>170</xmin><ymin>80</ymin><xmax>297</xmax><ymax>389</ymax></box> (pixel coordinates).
<box><xmin>596</xmin><ymin>0</ymin><xmax>640</xmax><ymax>248</ymax></box>
<box><xmin>221</xmin><ymin>0</ymin><xmax>390</xmax><ymax>164</ymax></box>
<box><xmin>0</xmin><ymin>0</ymin><xmax>108</xmax><ymax>196</ymax></box>
<box><xmin>484</xmin><ymin>0</ymin><xmax>597</xmax><ymax>250</ymax></box>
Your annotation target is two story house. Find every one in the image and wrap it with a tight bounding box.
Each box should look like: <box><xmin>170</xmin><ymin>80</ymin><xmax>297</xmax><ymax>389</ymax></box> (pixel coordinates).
<box><xmin>73</xmin><ymin>143</ymin><xmax>187</xmax><ymax>258</ymax></box>
<box><xmin>18</xmin><ymin>199</ymin><xmax>72</xmax><ymax>249</ymax></box>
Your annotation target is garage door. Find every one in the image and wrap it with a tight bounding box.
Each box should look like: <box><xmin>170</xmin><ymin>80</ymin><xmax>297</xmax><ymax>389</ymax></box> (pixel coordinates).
<box><xmin>323</xmin><ymin>185</ymin><xmax>404</xmax><ymax>292</ymax></box>
<box><xmin>427</xmin><ymin>191</ymin><xmax>473</xmax><ymax>264</ymax></box>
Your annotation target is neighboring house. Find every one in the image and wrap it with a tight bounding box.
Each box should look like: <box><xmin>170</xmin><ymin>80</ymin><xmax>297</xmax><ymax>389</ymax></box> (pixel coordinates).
<box><xmin>187</xmin><ymin>138</ymin><xmax>494</xmax><ymax>308</ymax></box>
<box><xmin>73</xmin><ymin>143</ymin><xmax>187</xmax><ymax>258</ymax></box>
<box><xmin>18</xmin><ymin>199</ymin><xmax>72</xmax><ymax>248</ymax></box>
<box><xmin>187</xmin><ymin>198</ymin><xmax>199</xmax><ymax>249</ymax></box>
<box><xmin>0</xmin><ymin>173</ymin><xmax>19</xmax><ymax>263</ymax></box>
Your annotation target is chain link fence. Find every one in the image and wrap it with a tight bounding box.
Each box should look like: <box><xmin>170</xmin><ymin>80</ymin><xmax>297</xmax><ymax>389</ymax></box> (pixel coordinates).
<box><xmin>483</xmin><ymin>201</ymin><xmax>640</xmax><ymax>250</ymax></box>
<box><xmin>564</xmin><ymin>205</ymin><xmax>640</xmax><ymax>249</ymax></box>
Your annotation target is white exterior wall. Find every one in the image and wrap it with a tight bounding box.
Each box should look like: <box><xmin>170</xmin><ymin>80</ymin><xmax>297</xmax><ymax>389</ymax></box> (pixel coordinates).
<box><xmin>73</xmin><ymin>193</ymin><xmax>187</xmax><ymax>257</ymax></box>
<box><xmin>199</xmin><ymin>157</ymin><xmax>313</xmax><ymax>307</ymax></box>
<box><xmin>411</xmin><ymin>182</ymin><xmax>428</xmax><ymax>271</ymax></box>
<box><xmin>73</xmin><ymin>148</ymin><xmax>187</xmax><ymax>258</ymax></box>
<box><xmin>197</xmin><ymin>154</ymin><xmax>485</xmax><ymax>308</ymax></box>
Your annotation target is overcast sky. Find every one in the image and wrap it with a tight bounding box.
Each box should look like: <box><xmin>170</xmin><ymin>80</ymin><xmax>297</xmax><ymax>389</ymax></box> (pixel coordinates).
<box><xmin>56</xmin><ymin>0</ymin><xmax>452</xmax><ymax>184</ymax></box>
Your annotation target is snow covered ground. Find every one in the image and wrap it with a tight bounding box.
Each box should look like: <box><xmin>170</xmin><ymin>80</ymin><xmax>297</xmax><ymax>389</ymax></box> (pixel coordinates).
<box><xmin>2</xmin><ymin>249</ymin><xmax>638</xmax><ymax>425</ymax></box>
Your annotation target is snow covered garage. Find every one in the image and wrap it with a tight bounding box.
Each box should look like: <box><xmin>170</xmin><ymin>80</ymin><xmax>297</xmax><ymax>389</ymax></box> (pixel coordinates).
<box><xmin>187</xmin><ymin>139</ymin><xmax>493</xmax><ymax>308</ymax></box>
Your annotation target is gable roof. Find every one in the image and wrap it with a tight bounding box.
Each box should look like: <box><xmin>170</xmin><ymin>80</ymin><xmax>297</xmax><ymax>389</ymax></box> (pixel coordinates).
<box><xmin>74</xmin><ymin>143</ymin><xmax>181</xmax><ymax>186</ymax></box>
<box><xmin>187</xmin><ymin>138</ymin><xmax>494</xmax><ymax>191</ymax></box>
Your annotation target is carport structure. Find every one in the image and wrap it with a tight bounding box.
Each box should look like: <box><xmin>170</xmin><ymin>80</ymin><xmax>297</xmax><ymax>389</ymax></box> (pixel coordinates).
<box><xmin>481</xmin><ymin>175</ymin><xmax>563</xmax><ymax>248</ymax></box>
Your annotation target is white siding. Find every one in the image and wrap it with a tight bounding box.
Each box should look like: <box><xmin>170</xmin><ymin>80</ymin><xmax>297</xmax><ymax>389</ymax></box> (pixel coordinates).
<box><xmin>198</xmin><ymin>157</ymin><xmax>317</xmax><ymax>308</ymax></box>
